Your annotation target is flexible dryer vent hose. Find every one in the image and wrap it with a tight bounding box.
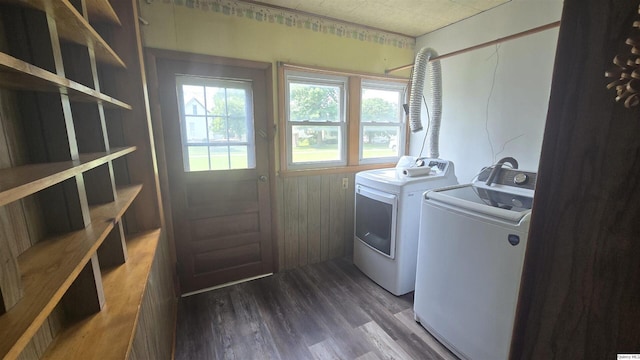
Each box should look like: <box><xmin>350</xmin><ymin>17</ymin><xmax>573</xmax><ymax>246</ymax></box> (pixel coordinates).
<box><xmin>409</xmin><ymin>47</ymin><xmax>442</xmax><ymax>158</ymax></box>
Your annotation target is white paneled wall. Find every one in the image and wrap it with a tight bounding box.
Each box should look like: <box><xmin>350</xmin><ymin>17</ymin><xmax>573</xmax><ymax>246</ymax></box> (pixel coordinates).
<box><xmin>410</xmin><ymin>0</ymin><xmax>563</xmax><ymax>182</ymax></box>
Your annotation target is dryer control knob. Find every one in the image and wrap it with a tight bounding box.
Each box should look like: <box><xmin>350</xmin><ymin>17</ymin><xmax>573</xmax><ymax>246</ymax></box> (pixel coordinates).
<box><xmin>514</xmin><ymin>173</ymin><xmax>528</xmax><ymax>185</ymax></box>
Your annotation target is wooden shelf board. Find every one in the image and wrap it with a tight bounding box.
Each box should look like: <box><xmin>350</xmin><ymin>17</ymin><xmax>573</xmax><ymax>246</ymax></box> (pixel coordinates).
<box><xmin>0</xmin><ymin>146</ymin><xmax>136</xmax><ymax>207</ymax></box>
<box><xmin>41</xmin><ymin>229</ymin><xmax>161</xmax><ymax>360</ymax></box>
<box><xmin>0</xmin><ymin>0</ymin><xmax>126</xmax><ymax>68</ymax></box>
<box><xmin>89</xmin><ymin>185</ymin><xmax>142</xmax><ymax>225</ymax></box>
<box><xmin>0</xmin><ymin>185</ymin><xmax>142</xmax><ymax>359</ymax></box>
<box><xmin>86</xmin><ymin>0</ymin><xmax>122</xmax><ymax>26</ymax></box>
<box><xmin>0</xmin><ymin>51</ymin><xmax>131</xmax><ymax>109</ymax></box>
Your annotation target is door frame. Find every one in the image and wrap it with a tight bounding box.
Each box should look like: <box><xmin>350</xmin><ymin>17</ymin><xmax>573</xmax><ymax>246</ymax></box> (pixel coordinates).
<box><xmin>144</xmin><ymin>48</ymin><xmax>279</xmax><ymax>294</ymax></box>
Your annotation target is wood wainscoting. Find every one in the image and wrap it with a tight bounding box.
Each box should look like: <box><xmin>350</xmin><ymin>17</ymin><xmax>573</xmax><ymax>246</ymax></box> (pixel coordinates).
<box><xmin>276</xmin><ymin>172</ymin><xmax>356</xmax><ymax>271</ymax></box>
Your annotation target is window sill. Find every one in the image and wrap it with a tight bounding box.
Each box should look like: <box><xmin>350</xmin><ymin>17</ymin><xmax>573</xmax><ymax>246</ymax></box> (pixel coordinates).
<box><xmin>279</xmin><ymin>163</ymin><xmax>396</xmax><ymax>177</ymax></box>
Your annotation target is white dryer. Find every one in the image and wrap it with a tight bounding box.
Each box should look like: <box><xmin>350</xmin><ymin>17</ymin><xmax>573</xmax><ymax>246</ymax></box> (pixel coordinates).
<box><xmin>353</xmin><ymin>156</ymin><xmax>457</xmax><ymax>296</ymax></box>
<box><xmin>414</xmin><ymin>164</ymin><xmax>537</xmax><ymax>360</ymax></box>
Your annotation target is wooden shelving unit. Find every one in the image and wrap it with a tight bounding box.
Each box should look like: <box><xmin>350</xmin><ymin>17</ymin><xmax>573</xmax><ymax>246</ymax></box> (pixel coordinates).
<box><xmin>41</xmin><ymin>229</ymin><xmax>161</xmax><ymax>360</ymax></box>
<box><xmin>0</xmin><ymin>147</ymin><xmax>135</xmax><ymax>206</ymax></box>
<box><xmin>0</xmin><ymin>0</ymin><xmax>174</xmax><ymax>359</ymax></box>
<box><xmin>0</xmin><ymin>185</ymin><xmax>141</xmax><ymax>359</ymax></box>
<box><xmin>0</xmin><ymin>0</ymin><xmax>125</xmax><ymax>67</ymax></box>
<box><xmin>85</xmin><ymin>0</ymin><xmax>121</xmax><ymax>25</ymax></box>
<box><xmin>0</xmin><ymin>52</ymin><xmax>131</xmax><ymax>108</ymax></box>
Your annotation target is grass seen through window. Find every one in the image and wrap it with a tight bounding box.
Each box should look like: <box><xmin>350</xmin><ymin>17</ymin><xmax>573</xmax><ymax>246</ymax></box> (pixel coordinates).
<box><xmin>291</xmin><ymin>142</ymin><xmax>395</xmax><ymax>162</ymax></box>
<box><xmin>187</xmin><ymin>146</ymin><xmax>249</xmax><ymax>171</ymax></box>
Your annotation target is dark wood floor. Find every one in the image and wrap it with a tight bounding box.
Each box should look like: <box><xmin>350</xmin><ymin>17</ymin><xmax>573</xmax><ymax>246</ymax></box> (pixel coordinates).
<box><xmin>174</xmin><ymin>257</ymin><xmax>457</xmax><ymax>359</ymax></box>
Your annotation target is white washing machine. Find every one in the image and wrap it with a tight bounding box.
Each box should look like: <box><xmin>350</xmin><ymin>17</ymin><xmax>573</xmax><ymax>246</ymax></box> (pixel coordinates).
<box><xmin>414</xmin><ymin>165</ymin><xmax>537</xmax><ymax>360</ymax></box>
<box><xmin>353</xmin><ymin>156</ymin><xmax>457</xmax><ymax>296</ymax></box>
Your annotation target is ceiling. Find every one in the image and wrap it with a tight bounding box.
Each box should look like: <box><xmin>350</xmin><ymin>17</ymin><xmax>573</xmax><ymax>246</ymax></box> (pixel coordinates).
<box><xmin>247</xmin><ymin>0</ymin><xmax>512</xmax><ymax>37</ymax></box>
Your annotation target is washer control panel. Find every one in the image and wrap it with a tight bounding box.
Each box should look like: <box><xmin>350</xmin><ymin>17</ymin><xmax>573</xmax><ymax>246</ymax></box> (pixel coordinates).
<box><xmin>477</xmin><ymin>168</ymin><xmax>537</xmax><ymax>190</ymax></box>
<box><xmin>428</xmin><ymin>160</ymin><xmax>448</xmax><ymax>172</ymax></box>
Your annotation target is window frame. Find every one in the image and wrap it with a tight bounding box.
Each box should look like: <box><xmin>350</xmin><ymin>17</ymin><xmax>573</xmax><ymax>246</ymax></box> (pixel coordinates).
<box><xmin>176</xmin><ymin>75</ymin><xmax>256</xmax><ymax>172</ymax></box>
<box><xmin>284</xmin><ymin>70</ymin><xmax>349</xmax><ymax>169</ymax></box>
<box><xmin>278</xmin><ymin>63</ymin><xmax>409</xmax><ymax>176</ymax></box>
<box><xmin>358</xmin><ymin>79</ymin><xmax>407</xmax><ymax>165</ymax></box>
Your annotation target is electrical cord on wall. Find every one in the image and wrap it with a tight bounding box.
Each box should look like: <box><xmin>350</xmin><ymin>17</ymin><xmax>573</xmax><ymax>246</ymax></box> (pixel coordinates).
<box><xmin>493</xmin><ymin>133</ymin><xmax>525</xmax><ymax>160</ymax></box>
<box><xmin>484</xmin><ymin>44</ymin><xmax>526</xmax><ymax>164</ymax></box>
<box><xmin>485</xmin><ymin>44</ymin><xmax>500</xmax><ymax>163</ymax></box>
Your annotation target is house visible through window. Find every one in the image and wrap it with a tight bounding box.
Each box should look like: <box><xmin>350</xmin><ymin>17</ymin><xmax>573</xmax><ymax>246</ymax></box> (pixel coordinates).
<box><xmin>281</xmin><ymin>65</ymin><xmax>408</xmax><ymax>172</ymax></box>
<box><xmin>177</xmin><ymin>75</ymin><xmax>256</xmax><ymax>171</ymax></box>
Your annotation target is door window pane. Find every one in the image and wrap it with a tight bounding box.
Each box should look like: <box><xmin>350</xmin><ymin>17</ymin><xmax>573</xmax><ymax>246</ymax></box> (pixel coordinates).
<box><xmin>209</xmin><ymin>146</ymin><xmax>229</xmax><ymax>171</ymax></box>
<box><xmin>187</xmin><ymin>146</ymin><xmax>210</xmax><ymax>171</ymax></box>
<box><xmin>208</xmin><ymin>116</ymin><xmax>229</xmax><ymax>141</ymax></box>
<box><xmin>185</xmin><ymin>116</ymin><xmax>207</xmax><ymax>143</ymax></box>
<box><xmin>229</xmin><ymin>146</ymin><xmax>249</xmax><ymax>169</ymax></box>
<box><xmin>182</xmin><ymin>85</ymin><xmax>205</xmax><ymax>114</ymax></box>
<box><xmin>177</xmin><ymin>76</ymin><xmax>256</xmax><ymax>171</ymax></box>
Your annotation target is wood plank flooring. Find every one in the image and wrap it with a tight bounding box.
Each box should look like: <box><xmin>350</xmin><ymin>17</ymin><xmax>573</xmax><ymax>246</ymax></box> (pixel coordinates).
<box><xmin>174</xmin><ymin>258</ymin><xmax>457</xmax><ymax>360</ymax></box>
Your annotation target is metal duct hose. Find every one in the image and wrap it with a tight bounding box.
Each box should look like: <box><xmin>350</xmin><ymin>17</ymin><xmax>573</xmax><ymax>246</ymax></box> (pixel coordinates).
<box><xmin>409</xmin><ymin>47</ymin><xmax>442</xmax><ymax>158</ymax></box>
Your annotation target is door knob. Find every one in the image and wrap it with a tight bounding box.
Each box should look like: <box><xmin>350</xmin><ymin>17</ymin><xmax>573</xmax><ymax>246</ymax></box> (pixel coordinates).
<box><xmin>259</xmin><ymin>175</ymin><xmax>268</xmax><ymax>182</ymax></box>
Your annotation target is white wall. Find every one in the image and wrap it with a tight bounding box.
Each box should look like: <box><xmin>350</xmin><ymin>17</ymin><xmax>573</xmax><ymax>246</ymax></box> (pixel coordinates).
<box><xmin>410</xmin><ymin>0</ymin><xmax>563</xmax><ymax>182</ymax></box>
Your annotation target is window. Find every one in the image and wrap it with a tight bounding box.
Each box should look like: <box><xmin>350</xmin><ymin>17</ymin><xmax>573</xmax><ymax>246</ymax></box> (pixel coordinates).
<box><xmin>285</xmin><ymin>71</ymin><xmax>347</xmax><ymax>168</ymax></box>
<box><xmin>176</xmin><ymin>75</ymin><xmax>256</xmax><ymax>171</ymax></box>
<box><xmin>281</xmin><ymin>65</ymin><xmax>407</xmax><ymax>172</ymax></box>
<box><xmin>360</xmin><ymin>81</ymin><xmax>405</xmax><ymax>163</ymax></box>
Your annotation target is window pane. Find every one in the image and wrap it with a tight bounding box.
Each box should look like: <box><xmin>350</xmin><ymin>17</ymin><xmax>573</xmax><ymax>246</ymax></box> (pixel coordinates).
<box><xmin>186</xmin><ymin>146</ymin><xmax>210</xmax><ymax>171</ymax></box>
<box><xmin>227</xmin><ymin>88</ymin><xmax>249</xmax><ymax>142</ymax></box>
<box><xmin>209</xmin><ymin>146</ymin><xmax>229</xmax><ymax>170</ymax></box>
<box><xmin>362</xmin><ymin>125</ymin><xmax>400</xmax><ymax>159</ymax></box>
<box><xmin>289</xmin><ymin>83</ymin><xmax>340</xmax><ymax>122</ymax></box>
<box><xmin>208</xmin><ymin>116</ymin><xmax>228</xmax><ymax>141</ymax></box>
<box><xmin>360</xmin><ymin>82</ymin><xmax>405</xmax><ymax>163</ymax></box>
<box><xmin>182</xmin><ymin>85</ymin><xmax>205</xmax><ymax>115</ymax></box>
<box><xmin>361</xmin><ymin>87</ymin><xmax>401</xmax><ymax>123</ymax></box>
<box><xmin>229</xmin><ymin>145</ymin><xmax>251</xmax><ymax>169</ymax></box>
<box><xmin>205</xmin><ymin>87</ymin><xmax>250</xmax><ymax>142</ymax></box>
<box><xmin>291</xmin><ymin>125</ymin><xmax>341</xmax><ymax>163</ymax></box>
<box><xmin>185</xmin><ymin>116</ymin><xmax>207</xmax><ymax>143</ymax></box>
<box><xmin>229</xmin><ymin>117</ymin><xmax>248</xmax><ymax>142</ymax></box>
<box><xmin>205</xmin><ymin>86</ymin><xmax>225</xmax><ymax>116</ymax></box>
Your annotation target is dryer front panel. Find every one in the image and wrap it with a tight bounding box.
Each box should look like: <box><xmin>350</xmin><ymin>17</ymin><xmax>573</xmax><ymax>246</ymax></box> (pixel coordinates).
<box><xmin>355</xmin><ymin>185</ymin><xmax>397</xmax><ymax>259</ymax></box>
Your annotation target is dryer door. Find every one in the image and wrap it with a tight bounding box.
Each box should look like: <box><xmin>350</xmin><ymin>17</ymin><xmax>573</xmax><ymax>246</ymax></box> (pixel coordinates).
<box><xmin>355</xmin><ymin>185</ymin><xmax>398</xmax><ymax>258</ymax></box>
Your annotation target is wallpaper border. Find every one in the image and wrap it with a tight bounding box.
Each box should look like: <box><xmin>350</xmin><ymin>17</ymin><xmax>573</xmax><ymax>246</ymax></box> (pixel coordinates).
<box><xmin>166</xmin><ymin>0</ymin><xmax>416</xmax><ymax>49</ymax></box>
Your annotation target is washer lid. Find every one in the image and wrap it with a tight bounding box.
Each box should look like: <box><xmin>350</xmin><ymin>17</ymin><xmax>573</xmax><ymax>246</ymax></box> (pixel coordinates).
<box><xmin>426</xmin><ymin>184</ymin><xmax>533</xmax><ymax>222</ymax></box>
